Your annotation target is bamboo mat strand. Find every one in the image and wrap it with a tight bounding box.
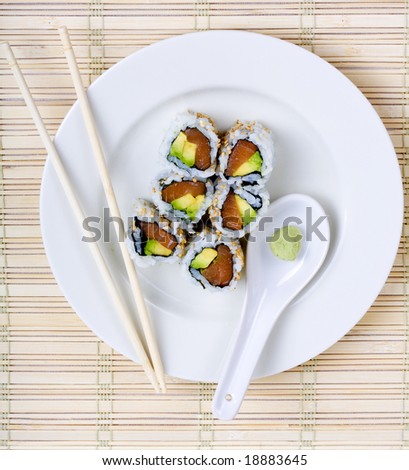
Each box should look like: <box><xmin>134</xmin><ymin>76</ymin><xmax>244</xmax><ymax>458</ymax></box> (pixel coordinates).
<box><xmin>1</xmin><ymin>45</ymin><xmax>10</xmax><ymax>448</ymax></box>
<box><xmin>402</xmin><ymin>0</ymin><xmax>409</xmax><ymax>450</ymax></box>
<box><xmin>0</xmin><ymin>0</ymin><xmax>409</xmax><ymax>449</ymax></box>
<box><xmin>299</xmin><ymin>0</ymin><xmax>317</xmax><ymax>451</ymax></box>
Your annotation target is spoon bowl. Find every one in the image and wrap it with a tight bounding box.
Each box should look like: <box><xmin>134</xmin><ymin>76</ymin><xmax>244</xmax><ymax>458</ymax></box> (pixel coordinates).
<box><xmin>212</xmin><ymin>194</ymin><xmax>330</xmax><ymax>420</ymax></box>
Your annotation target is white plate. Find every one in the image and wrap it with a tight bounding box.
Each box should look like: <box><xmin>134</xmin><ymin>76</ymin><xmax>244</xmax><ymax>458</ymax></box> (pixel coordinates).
<box><xmin>41</xmin><ymin>31</ymin><xmax>403</xmax><ymax>382</ymax></box>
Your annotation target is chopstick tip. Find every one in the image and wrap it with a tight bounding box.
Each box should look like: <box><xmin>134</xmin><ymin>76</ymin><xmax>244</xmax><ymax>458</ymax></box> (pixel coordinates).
<box><xmin>57</xmin><ymin>25</ymin><xmax>72</xmax><ymax>51</ymax></box>
<box><xmin>160</xmin><ymin>380</ymin><xmax>167</xmax><ymax>394</ymax></box>
<box><xmin>0</xmin><ymin>42</ymin><xmax>16</xmax><ymax>66</ymax></box>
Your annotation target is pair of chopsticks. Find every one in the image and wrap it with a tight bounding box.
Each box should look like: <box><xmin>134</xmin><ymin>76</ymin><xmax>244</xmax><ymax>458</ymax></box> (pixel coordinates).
<box><xmin>1</xmin><ymin>27</ymin><xmax>166</xmax><ymax>393</ymax></box>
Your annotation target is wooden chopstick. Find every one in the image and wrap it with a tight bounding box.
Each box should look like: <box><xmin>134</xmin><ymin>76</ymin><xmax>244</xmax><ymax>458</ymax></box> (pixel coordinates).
<box><xmin>0</xmin><ymin>41</ymin><xmax>161</xmax><ymax>394</ymax></box>
<box><xmin>58</xmin><ymin>26</ymin><xmax>167</xmax><ymax>393</ymax></box>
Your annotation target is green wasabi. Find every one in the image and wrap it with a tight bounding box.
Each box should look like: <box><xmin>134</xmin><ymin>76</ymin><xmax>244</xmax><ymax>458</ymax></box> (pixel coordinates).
<box><xmin>270</xmin><ymin>225</ymin><xmax>303</xmax><ymax>261</ymax></box>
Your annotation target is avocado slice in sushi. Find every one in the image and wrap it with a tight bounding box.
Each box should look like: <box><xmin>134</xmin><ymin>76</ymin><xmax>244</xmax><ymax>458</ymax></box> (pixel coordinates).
<box><xmin>170</xmin><ymin>132</ymin><xmax>195</xmax><ymax>167</ymax></box>
<box><xmin>190</xmin><ymin>248</ymin><xmax>218</xmax><ymax>270</ymax></box>
<box><xmin>170</xmin><ymin>132</ymin><xmax>187</xmax><ymax>158</ymax></box>
<box><xmin>163</xmin><ymin>180</ymin><xmax>207</xmax><ymax>220</ymax></box>
<box><xmin>144</xmin><ymin>239</ymin><xmax>172</xmax><ymax>257</ymax></box>
<box><xmin>235</xmin><ymin>195</ymin><xmax>257</xmax><ymax>226</ymax></box>
<box><xmin>233</xmin><ymin>151</ymin><xmax>262</xmax><ymax>177</ymax></box>
<box><xmin>186</xmin><ymin>195</ymin><xmax>205</xmax><ymax>219</ymax></box>
<box><xmin>200</xmin><ymin>244</ymin><xmax>234</xmax><ymax>287</ymax></box>
<box><xmin>171</xmin><ymin>193</ymin><xmax>196</xmax><ymax>211</ymax></box>
<box><xmin>135</xmin><ymin>220</ymin><xmax>178</xmax><ymax>257</ymax></box>
<box><xmin>182</xmin><ymin>141</ymin><xmax>197</xmax><ymax>167</ymax></box>
<box><xmin>225</xmin><ymin>140</ymin><xmax>262</xmax><ymax>177</ymax></box>
<box><xmin>221</xmin><ymin>191</ymin><xmax>257</xmax><ymax>230</ymax></box>
<box><xmin>169</xmin><ymin>129</ymin><xmax>211</xmax><ymax>170</ymax></box>
<box><xmin>171</xmin><ymin>194</ymin><xmax>205</xmax><ymax>220</ymax></box>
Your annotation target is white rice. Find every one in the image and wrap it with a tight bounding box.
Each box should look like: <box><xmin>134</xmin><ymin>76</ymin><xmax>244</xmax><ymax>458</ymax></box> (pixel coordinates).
<box><xmin>159</xmin><ymin>110</ymin><xmax>219</xmax><ymax>178</ymax></box>
<box><xmin>217</xmin><ymin>120</ymin><xmax>274</xmax><ymax>186</ymax></box>
<box><xmin>183</xmin><ymin>230</ymin><xmax>244</xmax><ymax>292</ymax></box>
<box><xmin>126</xmin><ymin>199</ymin><xmax>186</xmax><ymax>267</ymax></box>
<box><xmin>209</xmin><ymin>178</ymin><xmax>270</xmax><ymax>239</ymax></box>
<box><xmin>151</xmin><ymin>170</ymin><xmax>214</xmax><ymax>232</ymax></box>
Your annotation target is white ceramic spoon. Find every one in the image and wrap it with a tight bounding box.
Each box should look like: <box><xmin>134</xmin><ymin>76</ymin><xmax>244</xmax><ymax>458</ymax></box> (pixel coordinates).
<box><xmin>212</xmin><ymin>194</ymin><xmax>330</xmax><ymax>420</ymax></box>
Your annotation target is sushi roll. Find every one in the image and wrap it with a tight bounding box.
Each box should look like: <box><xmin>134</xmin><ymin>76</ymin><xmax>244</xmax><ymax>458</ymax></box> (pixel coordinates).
<box><xmin>218</xmin><ymin>120</ymin><xmax>274</xmax><ymax>186</ymax></box>
<box><xmin>209</xmin><ymin>179</ymin><xmax>270</xmax><ymax>238</ymax></box>
<box><xmin>152</xmin><ymin>171</ymin><xmax>214</xmax><ymax>228</ymax></box>
<box><xmin>160</xmin><ymin>110</ymin><xmax>219</xmax><ymax>178</ymax></box>
<box><xmin>184</xmin><ymin>231</ymin><xmax>244</xmax><ymax>291</ymax></box>
<box><xmin>126</xmin><ymin>199</ymin><xmax>186</xmax><ymax>267</ymax></box>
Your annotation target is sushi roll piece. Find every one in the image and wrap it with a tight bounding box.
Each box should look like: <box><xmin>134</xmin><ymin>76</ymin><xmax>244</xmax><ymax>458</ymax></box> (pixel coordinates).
<box><xmin>218</xmin><ymin>120</ymin><xmax>274</xmax><ymax>186</ymax></box>
<box><xmin>160</xmin><ymin>110</ymin><xmax>219</xmax><ymax>178</ymax></box>
<box><xmin>184</xmin><ymin>231</ymin><xmax>244</xmax><ymax>291</ymax></box>
<box><xmin>209</xmin><ymin>179</ymin><xmax>270</xmax><ymax>238</ymax></box>
<box><xmin>152</xmin><ymin>171</ymin><xmax>214</xmax><ymax>228</ymax></box>
<box><xmin>126</xmin><ymin>199</ymin><xmax>186</xmax><ymax>267</ymax></box>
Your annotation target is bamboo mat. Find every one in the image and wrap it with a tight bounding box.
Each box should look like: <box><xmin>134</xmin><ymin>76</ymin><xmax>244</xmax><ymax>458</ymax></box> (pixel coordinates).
<box><xmin>0</xmin><ymin>0</ymin><xmax>408</xmax><ymax>449</ymax></box>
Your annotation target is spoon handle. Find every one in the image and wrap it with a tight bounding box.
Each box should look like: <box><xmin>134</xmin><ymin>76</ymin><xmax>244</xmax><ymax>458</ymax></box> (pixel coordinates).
<box><xmin>212</xmin><ymin>296</ymin><xmax>287</xmax><ymax>420</ymax></box>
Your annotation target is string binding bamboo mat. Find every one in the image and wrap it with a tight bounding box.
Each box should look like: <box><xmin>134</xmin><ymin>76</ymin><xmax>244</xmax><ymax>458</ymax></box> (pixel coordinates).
<box><xmin>0</xmin><ymin>0</ymin><xmax>408</xmax><ymax>449</ymax></box>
